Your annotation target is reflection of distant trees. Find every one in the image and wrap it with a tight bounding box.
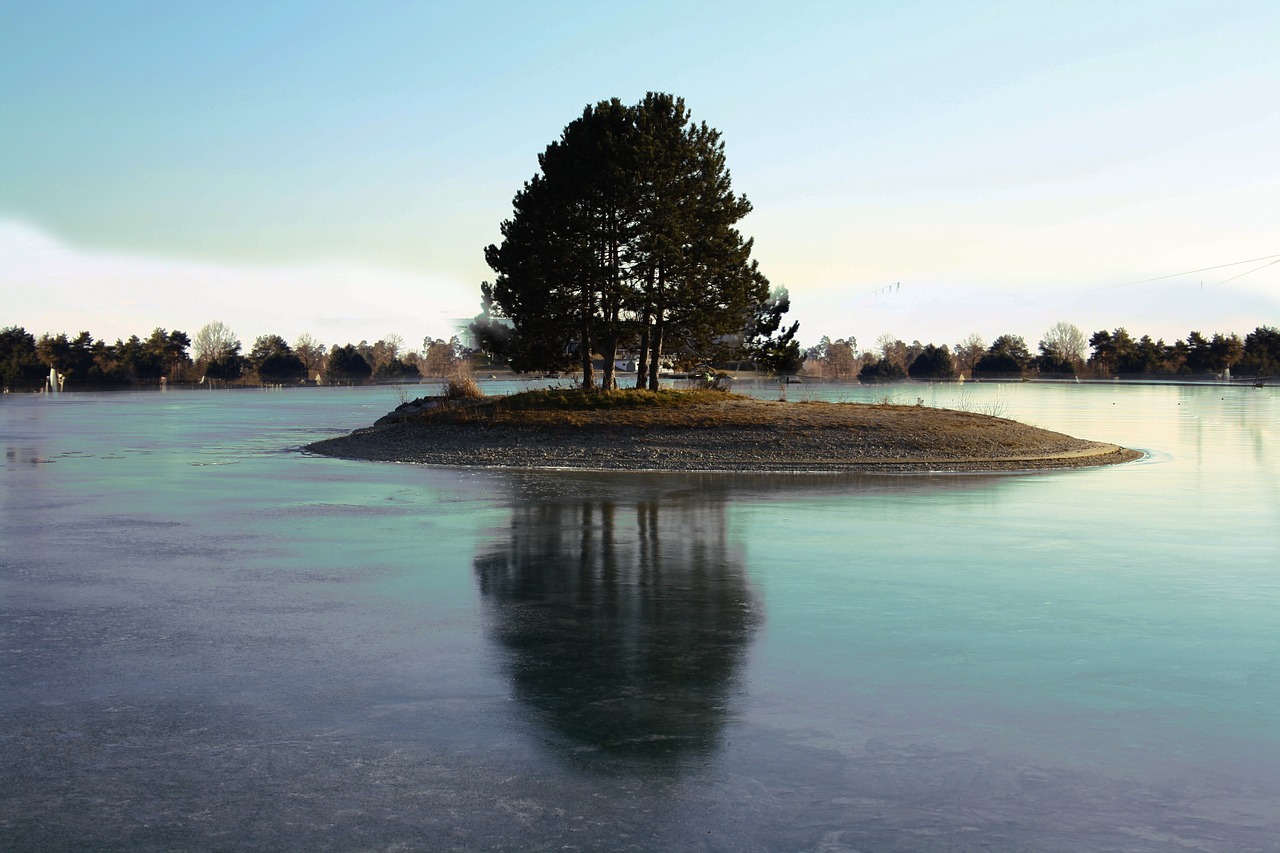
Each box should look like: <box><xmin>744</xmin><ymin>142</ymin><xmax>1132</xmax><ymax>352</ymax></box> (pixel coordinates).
<box><xmin>474</xmin><ymin>492</ymin><xmax>760</xmax><ymax>762</ymax></box>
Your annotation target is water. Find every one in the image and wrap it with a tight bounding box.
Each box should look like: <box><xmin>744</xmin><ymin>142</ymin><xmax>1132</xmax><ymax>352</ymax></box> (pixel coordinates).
<box><xmin>2</xmin><ymin>381</ymin><xmax>1277</xmax><ymax>851</ymax></box>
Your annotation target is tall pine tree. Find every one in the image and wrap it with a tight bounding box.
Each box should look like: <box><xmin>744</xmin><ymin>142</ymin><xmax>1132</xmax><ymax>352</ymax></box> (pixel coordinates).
<box><xmin>480</xmin><ymin>93</ymin><xmax>775</xmax><ymax>390</ymax></box>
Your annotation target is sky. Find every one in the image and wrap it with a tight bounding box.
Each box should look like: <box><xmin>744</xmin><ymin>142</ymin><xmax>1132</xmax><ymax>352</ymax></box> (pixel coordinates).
<box><xmin>2</xmin><ymin>0</ymin><xmax>1278</xmax><ymax>354</ymax></box>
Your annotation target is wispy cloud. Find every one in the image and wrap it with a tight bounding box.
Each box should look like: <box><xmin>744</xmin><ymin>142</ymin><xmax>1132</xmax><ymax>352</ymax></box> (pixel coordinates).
<box><xmin>0</xmin><ymin>220</ymin><xmax>478</xmax><ymax>349</ymax></box>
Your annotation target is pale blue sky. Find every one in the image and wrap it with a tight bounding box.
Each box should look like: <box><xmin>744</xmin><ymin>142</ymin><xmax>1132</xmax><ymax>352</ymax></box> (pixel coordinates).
<box><xmin>3</xmin><ymin>0</ymin><xmax>1277</xmax><ymax>350</ymax></box>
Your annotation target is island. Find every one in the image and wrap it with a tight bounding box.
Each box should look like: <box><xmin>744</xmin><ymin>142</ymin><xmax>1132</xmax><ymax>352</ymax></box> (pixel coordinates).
<box><xmin>304</xmin><ymin>389</ymin><xmax>1142</xmax><ymax>473</ymax></box>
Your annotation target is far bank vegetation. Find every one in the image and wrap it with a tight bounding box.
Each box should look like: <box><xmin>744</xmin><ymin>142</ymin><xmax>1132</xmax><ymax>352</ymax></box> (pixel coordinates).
<box><xmin>5</xmin><ymin>319</ymin><xmax>1278</xmax><ymax>394</ymax></box>
<box><xmin>801</xmin><ymin>323</ymin><xmax>1278</xmax><ymax>382</ymax></box>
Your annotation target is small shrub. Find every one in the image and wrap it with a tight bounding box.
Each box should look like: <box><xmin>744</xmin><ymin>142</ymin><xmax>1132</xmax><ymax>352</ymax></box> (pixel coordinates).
<box><xmin>954</xmin><ymin>388</ymin><xmax>1008</xmax><ymax>418</ymax></box>
<box><xmin>978</xmin><ymin>400</ymin><xmax>1009</xmax><ymax>418</ymax></box>
<box><xmin>690</xmin><ymin>370</ymin><xmax>734</xmax><ymax>392</ymax></box>
<box><xmin>445</xmin><ymin>375</ymin><xmax>482</xmax><ymax>400</ymax></box>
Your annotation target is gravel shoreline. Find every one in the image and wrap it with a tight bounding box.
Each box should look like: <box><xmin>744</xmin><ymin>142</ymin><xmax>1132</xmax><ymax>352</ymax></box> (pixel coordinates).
<box><xmin>305</xmin><ymin>399</ymin><xmax>1142</xmax><ymax>474</ymax></box>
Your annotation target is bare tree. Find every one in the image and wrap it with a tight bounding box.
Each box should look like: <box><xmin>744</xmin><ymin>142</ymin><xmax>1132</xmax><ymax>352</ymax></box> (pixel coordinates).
<box><xmin>294</xmin><ymin>333</ymin><xmax>326</xmax><ymax>376</ymax></box>
<box><xmin>368</xmin><ymin>333</ymin><xmax>404</xmax><ymax>375</ymax></box>
<box><xmin>876</xmin><ymin>333</ymin><xmax>909</xmax><ymax>372</ymax></box>
<box><xmin>953</xmin><ymin>333</ymin><xmax>986</xmax><ymax>377</ymax></box>
<box><xmin>383</xmin><ymin>333</ymin><xmax>404</xmax><ymax>358</ymax></box>
<box><xmin>1038</xmin><ymin>321</ymin><xmax>1087</xmax><ymax>370</ymax></box>
<box><xmin>810</xmin><ymin>335</ymin><xmax>859</xmax><ymax>380</ymax></box>
<box><xmin>193</xmin><ymin>321</ymin><xmax>239</xmax><ymax>364</ymax></box>
<box><xmin>423</xmin><ymin>337</ymin><xmax>463</xmax><ymax>378</ymax></box>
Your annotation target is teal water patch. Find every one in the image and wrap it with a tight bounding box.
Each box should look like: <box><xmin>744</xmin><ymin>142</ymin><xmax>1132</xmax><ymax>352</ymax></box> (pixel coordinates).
<box><xmin>3</xmin><ymin>384</ymin><xmax>1278</xmax><ymax>850</ymax></box>
<box><xmin>738</xmin><ymin>469</ymin><xmax>1280</xmax><ymax>784</ymax></box>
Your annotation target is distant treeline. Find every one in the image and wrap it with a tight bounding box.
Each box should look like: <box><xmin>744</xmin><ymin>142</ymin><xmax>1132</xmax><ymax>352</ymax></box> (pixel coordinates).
<box><xmin>4</xmin><ymin>320</ymin><xmax>1277</xmax><ymax>393</ymax></box>
<box><xmin>0</xmin><ymin>322</ymin><xmax>474</xmax><ymax>392</ymax></box>
<box><xmin>803</xmin><ymin>323</ymin><xmax>1279</xmax><ymax>381</ymax></box>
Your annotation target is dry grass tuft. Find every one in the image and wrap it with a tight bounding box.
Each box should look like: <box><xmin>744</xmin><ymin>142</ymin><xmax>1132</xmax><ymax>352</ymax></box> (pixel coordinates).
<box><xmin>445</xmin><ymin>374</ymin><xmax>482</xmax><ymax>401</ymax></box>
<box><xmin>406</xmin><ymin>387</ymin><xmax>763</xmax><ymax>429</ymax></box>
<box><xmin>497</xmin><ymin>387</ymin><xmax>730</xmax><ymax>411</ymax></box>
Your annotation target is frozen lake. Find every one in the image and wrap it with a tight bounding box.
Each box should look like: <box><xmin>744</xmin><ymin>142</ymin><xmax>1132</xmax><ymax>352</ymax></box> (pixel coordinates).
<box><xmin>2</xmin><ymin>380</ymin><xmax>1278</xmax><ymax>851</ymax></box>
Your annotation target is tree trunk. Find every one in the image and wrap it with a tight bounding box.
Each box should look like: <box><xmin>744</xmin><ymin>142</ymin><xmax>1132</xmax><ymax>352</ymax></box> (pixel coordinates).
<box><xmin>601</xmin><ymin>334</ymin><xmax>617</xmax><ymax>391</ymax></box>
<box><xmin>647</xmin><ymin>312</ymin><xmax>664</xmax><ymax>391</ymax></box>
<box><xmin>635</xmin><ymin>268</ymin><xmax>654</xmax><ymax>389</ymax></box>
<box><xmin>580</xmin><ymin>314</ymin><xmax>594</xmax><ymax>389</ymax></box>
<box><xmin>602</xmin><ymin>209</ymin><xmax>621</xmax><ymax>394</ymax></box>
<box><xmin>635</xmin><ymin>320</ymin><xmax>650</xmax><ymax>389</ymax></box>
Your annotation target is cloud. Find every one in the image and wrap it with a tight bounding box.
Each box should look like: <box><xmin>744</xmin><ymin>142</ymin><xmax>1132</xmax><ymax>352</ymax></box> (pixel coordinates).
<box><xmin>789</xmin><ymin>274</ymin><xmax>1279</xmax><ymax>352</ymax></box>
<box><xmin>3</xmin><ymin>219</ymin><xmax>1275</xmax><ymax>356</ymax></box>
<box><xmin>0</xmin><ymin>219</ymin><xmax>478</xmax><ymax>349</ymax></box>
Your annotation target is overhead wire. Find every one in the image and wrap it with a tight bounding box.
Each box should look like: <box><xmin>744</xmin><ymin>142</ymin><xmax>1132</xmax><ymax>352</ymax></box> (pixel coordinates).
<box><xmin>1093</xmin><ymin>253</ymin><xmax>1280</xmax><ymax>291</ymax></box>
<box><xmin>1205</xmin><ymin>256</ymin><xmax>1280</xmax><ymax>289</ymax></box>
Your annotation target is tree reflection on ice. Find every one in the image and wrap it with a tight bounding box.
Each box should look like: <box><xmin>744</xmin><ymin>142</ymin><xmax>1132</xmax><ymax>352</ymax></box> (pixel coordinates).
<box><xmin>474</xmin><ymin>489</ymin><xmax>760</xmax><ymax>763</ymax></box>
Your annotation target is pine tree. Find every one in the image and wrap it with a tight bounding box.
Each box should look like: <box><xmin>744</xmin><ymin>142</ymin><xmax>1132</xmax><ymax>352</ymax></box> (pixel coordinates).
<box><xmin>482</xmin><ymin>93</ymin><xmax>773</xmax><ymax>390</ymax></box>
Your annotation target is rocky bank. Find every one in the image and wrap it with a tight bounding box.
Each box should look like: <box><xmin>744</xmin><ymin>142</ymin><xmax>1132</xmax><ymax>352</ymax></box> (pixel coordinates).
<box><xmin>305</xmin><ymin>395</ymin><xmax>1141</xmax><ymax>473</ymax></box>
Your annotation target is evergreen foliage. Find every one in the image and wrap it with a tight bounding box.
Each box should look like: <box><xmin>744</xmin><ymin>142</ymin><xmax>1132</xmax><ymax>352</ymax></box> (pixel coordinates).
<box><xmin>248</xmin><ymin>334</ymin><xmax>306</xmax><ymax>383</ymax></box>
<box><xmin>907</xmin><ymin>344</ymin><xmax>955</xmax><ymax>378</ymax></box>
<box><xmin>325</xmin><ymin>344</ymin><xmax>373</xmax><ymax>382</ymax></box>
<box><xmin>37</xmin><ymin>331</ymin><xmax>101</xmax><ymax>383</ymax></box>
<box><xmin>975</xmin><ymin>335</ymin><xmax>1033</xmax><ymax>376</ymax></box>
<box><xmin>1</xmin><ymin>326</ymin><xmax>45</xmax><ymax>391</ymax></box>
<box><xmin>203</xmin><ymin>351</ymin><xmax>244</xmax><ymax>382</ymax></box>
<box><xmin>858</xmin><ymin>357</ymin><xmax>907</xmax><ymax>382</ymax></box>
<box><xmin>480</xmin><ymin>93</ymin><xmax>780</xmax><ymax>390</ymax></box>
<box><xmin>376</xmin><ymin>357</ymin><xmax>421</xmax><ymax>380</ymax></box>
<box><xmin>27</xmin><ymin>327</ymin><xmax>192</xmax><ymax>386</ymax></box>
<box><xmin>743</xmin><ymin>286</ymin><xmax>803</xmax><ymax>375</ymax></box>
<box><xmin>1086</xmin><ymin>327</ymin><xmax>1249</xmax><ymax>375</ymax></box>
<box><xmin>1238</xmin><ymin>325</ymin><xmax>1280</xmax><ymax>375</ymax></box>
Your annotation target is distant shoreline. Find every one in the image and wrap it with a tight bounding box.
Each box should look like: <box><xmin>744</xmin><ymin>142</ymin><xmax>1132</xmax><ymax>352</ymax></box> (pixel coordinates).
<box><xmin>304</xmin><ymin>393</ymin><xmax>1143</xmax><ymax>474</ymax></box>
<box><xmin>10</xmin><ymin>371</ymin><xmax>1272</xmax><ymax>395</ymax></box>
